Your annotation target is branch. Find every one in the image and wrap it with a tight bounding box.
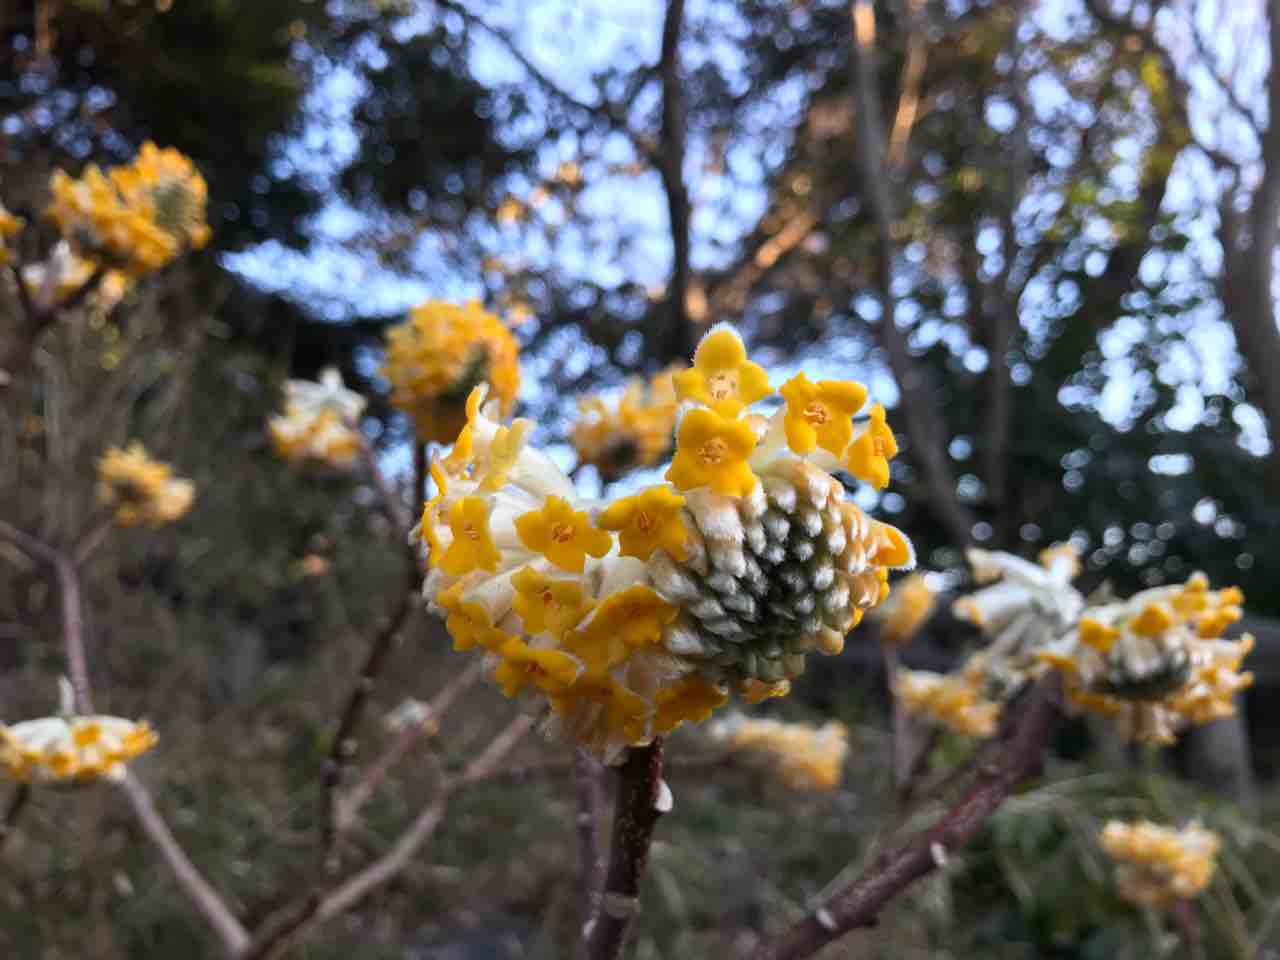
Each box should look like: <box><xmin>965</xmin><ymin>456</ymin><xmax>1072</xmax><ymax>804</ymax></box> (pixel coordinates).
<box><xmin>54</xmin><ymin>553</ymin><xmax>93</xmax><ymax>713</ymax></box>
<box><xmin>119</xmin><ymin>772</ymin><xmax>252</xmax><ymax>956</ymax></box>
<box><xmin>574</xmin><ymin>747</ymin><xmax>608</xmax><ymax>934</ymax></box>
<box><xmin>847</xmin><ymin>0</ymin><xmax>974</xmax><ymax>546</ymax></box>
<box><xmin>751</xmin><ymin>674</ymin><xmax>1058</xmax><ymax>960</ymax></box>
<box><xmin>584</xmin><ymin>738</ymin><xmax>669</xmax><ymax>960</ymax></box>
<box><xmin>0</xmin><ymin>783</ymin><xmax>30</xmax><ymax>854</ymax></box>
<box><xmin>654</xmin><ymin>0</ymin><xmax>695</xmax><ymax>363</ymax></box>
<box><xmin>0</xmin><ymin>518</ymin><xmax>59</xmax><ymax>566</ymax></box>
<box><xmin>884</xmin><ymin>0</ymin><xmax>928</xmax><ymax>171</ymax></box>
<box><xmin>248</xmin><ymin>715</ymin><xmax>535</xmax><ymax>958</ymax></box>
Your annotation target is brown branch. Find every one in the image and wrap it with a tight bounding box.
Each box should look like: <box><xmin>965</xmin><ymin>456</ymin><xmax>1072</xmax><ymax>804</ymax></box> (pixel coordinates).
<box><xmin>119</xmin><ymin>772</ymin><xmax>252</xmax><ymax>956</ymax></box>
<box><xmin>884</xmin><ymin>0</ymin><xmax>928</xmax><ymax>171</ymax></box>
<box><xmin>332</xmin><ymin>659</ymin><xmax>484</xmax><ymax>842</ymax></box>
<box><xmin>54</xmin><ymin>553</ymin><xmax>93</xmax><ymax>713</ymax></box>
<box><xmin>848</xmin><ymin>0</ymin><xmax>974</xmax><ymax>547</ymax></box>
<box><xmin>584</xmin><ymin>738</ymin><xmax>668</xmax><ymax>960</ymax></box>
<box><xmin>655</xmin><ymin>0</ymin><xmax>695</xmax><ymax>363</ymax></box>
<box><xmin>250</xmin><ymin>716</ymin><xmax>535</xmax><ymax>958</ymax></box>
<box><xmin>751</xmin><ymin>674</ymin><xmax>1058</xmax><ymax>960</ymax></box>
<box><xmin>73</xmin><ymin>514</ymin><xmax>114</xmax><ymax>569</ymax></box>
<box><xmin>0</xmin><ymin>783</ymin><xmax>30</xmax><ymax>854</ymax></box>
<box><xmin>1173</xmin><ymin>898</ymin><xmax>1205</xmax><ymax>960</ymax></box>
<box><xmin>0</xmin><ymin>518</ymin><xmax>59</xmax><ymax>566</ymax></box>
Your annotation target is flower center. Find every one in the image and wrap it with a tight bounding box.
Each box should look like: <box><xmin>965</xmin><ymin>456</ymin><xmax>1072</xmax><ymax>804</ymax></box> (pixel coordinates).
<box><xmin>463</xmin><ymin>523</ymin><xmax>482</xmax><ymax>541</ymax></box>
<box><xmin>803</xmin><ymin>401</ymin><xmax>829</xmax><ymax>426</ymax></box>
<box><xmin>541</xmin><ymin>588</ymin><xmax>555</xmax><ymax>606</ymax></box>
<box><xmin>706</xmin><ymin>372</ymin><xmax>736</xmax><ymax>401</ymax></box>
<box><xmin>551</xmin><ymin>522</ymin><xmax>576</xmax><ymax>543</ymax></box>
<box><xmin>698</xmin><ymin>437</ymin><xmax>728</xmax><ymax>464</ymax></box>
<box><xmin>635</xmin><ymin>511</ymin><xmax>654</xmax><ymax>532</ymax></box>
<box><xmin>872</xmin><ymin>436</ymin><xmax>885</xmax><ymax>456</ymax></box>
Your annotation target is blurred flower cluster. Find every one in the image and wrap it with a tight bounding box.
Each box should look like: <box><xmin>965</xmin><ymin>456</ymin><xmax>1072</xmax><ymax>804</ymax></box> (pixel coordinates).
<box><xmin>383</xmin><ymin>299</ymin><xmax>521</xmax><ymax>443</ymax></box>
<box><xmin>0</xmin><ymin>714</ymin><xmax>157</xmax><ymax>785</ymax></box>
<box><xmin>269</xmin><ymin>367</ymin><xmax>367</xmax><ymax>469</ymax></box>
<box><xmin>96</xmin><ymin>443</ymin><xmax>195</xmax><ymax>527</ymax></box>
<box><xmin>46</xmin><ymin>142</ymin><xmax>210</xmax><ymax>277</ymax></box>
<box><xmin>416</xmin><ymin>325</ymin><xmax>913</xmax><ymax>759</ymax></box>
<box><xmin>1100</xmin><ymin>820</ymin><xmax>1219</xmax><ymax>907</ymax></box>
<box><xmin>895</xmin><ymin>547</ymin><xmax>1253</xmax><ymax>745</ymax></box>
<box><xmin>709</xmin><ymin>714</ymin><xmax>849</xmax><ymax>791</ymax></box>
<box><xmin>571</xmin><ymin>366</ymin><xmax>682</xmax><ymax>482</ymax></box>
<box><xmin>0</xmin><ymin>202</ymin><xmax>22</xmax><ymax>266</ymax></box>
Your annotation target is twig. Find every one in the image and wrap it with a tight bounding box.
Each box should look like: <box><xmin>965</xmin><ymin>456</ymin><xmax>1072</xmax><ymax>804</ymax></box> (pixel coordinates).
<box><xmin>884</xmin><ymin>0</ymin><xmax>928</xmax><ymax>170</ymax></box>
<box><xmin>0</xmin><ymin>518</ymin><xmax>58</xmax><ymax>566</ymax></box>
<box><xmin>1173</xmin><ymin>899</ymin><xmax>1206</xmax><ymax>960</ymax></box>
<box><xmin>574</xmin><ymin>748</ymin><xmax>608</xmax><ymax>936</ymax></box>
<box><xmin>53</xmin><ymin>553</ymin><xmax>93</xmax><ymax>713</ymax></box>
<box><xmin>882</xmin><ymin>645</ymin><xmax>909</xmax><ymax>796</ymax></box>
<box><xmin>73</xmin><ymin>514</ymin><xmax>115</xmax><ymax>568</ymax></box>
<box><xmin>119</xmin><ymin>772</ymin><xmax>251</xmax><ymax>955</ymax></box>
<box><xmin>751</xmin><ymin>674</ymin><xmax>1058</xmax><ymax>960</ymax></box>
<box><xmin>332</xmin><ymin>660</ymin><xmax>484</xmax><ymax>842</ymax></box>
<box><xmin>0</xmin><ymin>783</ymin><xmax>30</xmax><ymax>853</ymax></box>
<box><xmin>584</xmin><ymin>738</ymin><xmax>668</xmax><ymax>960</ymax></box>
<box><xmin>249</xmin><ymin>716</ymin><xmax>535</xmax><ymax>958</ymax></box>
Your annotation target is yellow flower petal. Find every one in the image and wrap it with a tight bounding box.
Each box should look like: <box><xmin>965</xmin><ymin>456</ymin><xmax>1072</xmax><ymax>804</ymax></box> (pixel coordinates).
<box><xmin>597</xmin><ymin>486</ymin><xmax>688</xmax><ymax>561</ymax></box>
<box><xmin>779</xmin><ymin>372</ymin><xmax>868</xmax><ymax>456</ymax></box>
<box><xmin>672</xmin><ymin>327</ymin><xmax>770</xmax><ymax>416</ymax></box>
<box><xmin>652</xmin><ymin>677</ymin><xmax>727</xmax><ymax>734</ymax></box>
<box><xmin>845</xmin><ymin>404</ymin><xmax>898</xmax><ymax>489</ymax></box>
<box><xmin>511</xmin><ymin>565</ymin><xmax>595</xmax><ymax>636</ymax></box>
<box><xmin>666</xmin><ymin>408</ymin><xmax>759</xmax><ymax>497</ymax></box>
<box><xmin>563</xmin><ymin>586</ymin><xmax>678</xmax><ymax>673</ymax></box>
<box><xmin>515</xmin><ymin>496</ymin><xmax>614</xmax><ymax>573</ymax></box>
<box><xmin>439</xmin><ymin>496</ymin><xmax>502</xmax><ymax>575</ymax></box>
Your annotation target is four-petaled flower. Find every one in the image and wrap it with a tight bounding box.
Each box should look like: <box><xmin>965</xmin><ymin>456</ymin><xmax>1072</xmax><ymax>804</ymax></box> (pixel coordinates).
<box><xmin>845</xmin><ymin>403</ymin><xmax>899</xmax><ymax>489</ymax></box>
<box><xmin>563</xmin><ymin>586</ymin><xmax>679</xmax><ymax>672</ymax></box>
<box><xmin>436</xmin><ymin>584</ymin><xmax>513</xmax><ymax>652</ymax></box>
<box><xmin>673</xmin><ymin>327</ymin><xmax>771</xmax><ymax>416</ymax></box>
<box><xmin>550</xmin><ymin>672</ymin><xmax>649</xmax><ymax>743</ymax></box>
<box><xmin>440</xmin><ymin>496</ymin><xmax>502</xmax><ymax>575</ymax></box>
<box><xmin>493</xmin><ymin>638</ymin><xmax>582</xmax><ymax>698</ymax></box>
<box><xmin>511</xmin><ymin>566</ymin><xmax>595</xmax><ymax>636</ymax></box>
<box><xmin>779</xmin><ymin>372</ymin><xmax>868</xmax><ymax>456</ymax></box>
<box><xmin>666</xmin><ymin>408</ymin><xmax>759</xmax><ymax>497</ymax></box>
<box><xmin>515</xmin><ymin>495</ymin><xmax>613</xmax><ymax>573</ymax></box>
<box><xmin>652</xmin><ymin>676</ymin><xmax>728</xmax><ymax>735</ymax></box>
<box><xmin>597</xmin><ymin>486</ymin><xmax>688</xmax><ymax>561</ymax></box>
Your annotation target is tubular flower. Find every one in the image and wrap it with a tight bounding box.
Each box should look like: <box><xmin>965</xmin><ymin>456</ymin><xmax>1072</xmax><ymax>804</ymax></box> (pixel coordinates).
<box><xmin>96</xmin><ymin>443</ymin><xmax>194</xmax><ymax>527</ymax></box>
<box><xmin>268</xmin><ymin>367</ymin><xmax>367</xmax><ymax>469</ymax></box>
<box><xmin>954</xmin><ymin>545</ymin><xmax>1085</xmax><ymax>640</ymax></box>
<box><xmin>709</xmin><ymin>714</ymin><xmax>850</xmax><ymax>791</ymax></box>
<box><xmin>0</xmin><ymin>715</ymin><xmax>157</xmax><ymax>784</ymax></box>
<box><xmin>382</xmin><ymin>299</ymin><xmax>521</xmax><ymax>443</ymax></box>
<box><xmin>0</xmin><ymin>202</ymin><xmax>23</xmax><ymax>266</ymax></box>
<box><xmin>46</xmin><ymin>142</ymin><xmax>210</xmax><ymax>277</ymax></box>
<box><xmin>871</xmin><ymin>572</ymin><xmax>936</xmax><ymax>647</ymax></box>
<box><xmin>672</xmin><ymin>326</ymin><xmax>771</xmax><ymax>415</ymax></box>
<box><xmin>895</xmin><ymin>660</ymin><xmax>1002</xmax><ymax>737</ymax></box>
<box><xmin>416</xmin><ymin>324</ymin><xmax>914</xmax><ymax>759</ymax></box>
<box><xmin>845</xmin><ymin>404</ymin><xmax>899</xmax><ymax>490</ymax></box>
<box><xmin>571</xmin><ymin>366</ymin><xmax>682</xmax><ymax>482</ymax></box>
<box><xmin>1100</xmin><ymin>820</ymin><xmax>1220</xmax><ymax>907</ymax></box>
<box><xmin>1038</xmin><ymin>574</ymin><xmax>1253</xmax><ymax>744</ymax></box>
<box><xmin>779</xmin><ymin>372</ymin><xmax>868</xmax><ymax>457</ymax></box>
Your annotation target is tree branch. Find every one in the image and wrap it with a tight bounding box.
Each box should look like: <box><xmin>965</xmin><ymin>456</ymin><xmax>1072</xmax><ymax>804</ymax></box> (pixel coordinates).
<box><xmin>574</xmin><ymin>747</ymin><xmax>608</xmax><ymax>938</ymax></box>
<box><xmin>584</xmin><ymin>738</ymin><xmax>668</xmax><ymax>960</ymax></box>
<box><xmin>751</xmin><ymin>674</ymin><xmax>1058</xmax><ymax>960</ymax></box>
<box><xmin>0</xmin><ymin>783</ymin><xmax>30</xmax><ymax>854</ymax></box>
<box><xmin>847</xmin><ymin>0</ymin><xmax>974</xmax><ymax>546</ymax></box>
<box><xmin>655</xmin><ymin>0</ymin><xmax>695</xmax><ymax>364</ymax></box>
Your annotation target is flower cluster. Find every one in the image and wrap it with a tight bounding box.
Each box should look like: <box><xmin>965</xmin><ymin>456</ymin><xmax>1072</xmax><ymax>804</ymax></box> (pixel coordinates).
<box><xmin>269</xmin><ymin>367</ymin><xmax>367</xmax><ymax>469</ymax></box>
<box><xmin>20</xmin><ymin>242</ymin><xmax>131</xmax><ymax>314</ymax></box>
<box><xmin>96</xmin><ymin>443</ymin><xmax>195</xmax><ymax>527</ymax></box>
<box><xmin>46</xmin><ymin>142</ymin><xmax>210</xmax><ymax>277</ymax></box>
<box><xmin>895</xmin><ymin>659</ymin><xmax>1001</xmax><ymax>736</ymax></box>
<box><xmin>416</xmin><ymin>325</ymin><xmax>913</xmax><ymax>759</ymax></box>
<box><xmin>571</xmin><ymin>366</ymin><xmax>682</xmax><ymax>482</ymax></box>
<box><xmin>871</xmin><ymin>571</ymin><xmax>936</xmax><ymax>647</ymax></box>
<box><xmin>383</xmin><ymin>299</ymin><xmax>521</xmax><ymax>443</ymax></box>
<box><xmin>1100</xmin><ymin>820</ymin><xmax>1219</xmax><ymax>907</ymax></box>
<box><xmin>1041</xmin><ymin>572</ymin><xmax>1252</xmax><ymax>743</ymax></box>
<box><xmin>894</xmin><ymin>547</ymin><xmax>1253</xmax><ymax>745</ymax></box>
<box><xmin>0</xmin><ymin>201</ymin><xmax>22</xmax><ymax>266</ymax></box>
<box><xmin>709</xmin><ymin>714</ymin><xmax>849</xmax><ymax>791</ymax></box>
<box><xmin>0</xmin><ymin>714</ymin><xmax>157</xmax><ymax>784</ymax></box>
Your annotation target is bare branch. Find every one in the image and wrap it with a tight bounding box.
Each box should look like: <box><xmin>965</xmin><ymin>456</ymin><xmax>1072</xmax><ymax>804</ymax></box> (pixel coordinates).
<box><xmin>574</xmin><ymin>747</ymin><xmax>608</xmax><ymax>935</ymax></box>
<box><xmin>54</xmin><ymin>553</ymin><xmax>93</xmax><ymax>713</ymax></box>
<box><xmin>654</xmin><ymin>0</ymin><xmax>695</xmax><ymax>363</ymax></box>
<box><xmin>584</xmin><ymin>738</ymin><xmax>668</xmax><ymax>960</ymax></box>
<box><xmin>751</xmin><ymin>675</ymin><xmax>1058</xmax><ymax>960</ymax></box>
<box><xmin>847</xmin><ymin>0</ymin><xmax>974</xmax><ymax>546</ymax></box>
<box><xmin>119</xmin><ymin>773</ymin><xmax>252</xmax><ymax>956</ymax></box>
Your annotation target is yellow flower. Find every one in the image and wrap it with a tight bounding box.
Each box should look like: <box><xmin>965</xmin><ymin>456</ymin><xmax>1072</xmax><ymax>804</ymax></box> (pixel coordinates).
<box><xmin>0</xmin><ymin>714</ymin><xmax>157</xmax><ymax>784</ymax></box>
<box><xmin>511</xmin><ymin>566</ymin><xmax>595</xmax><ymax>636</ymax></box>
<box><xmin>493</xmin><ymin>637</ymin><xmax>582</xmax><ymax>698</ymax></box>
<box><xmin>550</xmin><ymin>672</ymin><xmax>650</xmax><ymax>745</ymax></box>
<box><xmin>382</xmin><ymin>299</ymin><xmax>521</xmax><ymax>443</ymax></box>
<box><xmin>666</xmin><ymin>407</ymin><xmax>759</xmax><ymax>496</ymax></box>
<box><xmin>1079</xmin><ymin>617</ymin><xmax>1120</xmax><ymax>653</ymax></box>
<box><xmin>672</xmin><ymin>326</ymin><xmax>771</xmax><ymax>415</ymax></box>
<box><xmin>845</xmin><ymin>404</ymin><xmax>898</xmax><ymax>489</ymax></box>
<box><xmin>435</xmin><ymin>583</ymin><xmax>512</xmax><ymax>652</ymax></box>
<box><xmin>571</xmin><ymin>366</ymin><xmax>683</xmax><ymax>482</ymax></box>
<box><xmin>597</xmin><ymin>486</ymin><xmax>688</xmax><ymax>561</ymax></box>
<box><xmin>779</xmin><ymin>372</ymin><xmax>868</xmax><ymax>456</ymax></box>
<box><xmin>480</xmin><ymin>419</ymin><xmax>532</xmax><ymax>491</ymax></box>
<box><xmin>96</xmin><ymin>443</ymin><xmax>194</xmax><ymax>527</ymax></box>
<box><xmin>1129</xmin><ymin>602</ymin><xmax>1173</xmax><ymax>637</ymax></box>
<box><xmin>515</xmin><ymin>496</ymin><xmax>613</xmax><ymax>573</ymax></box>
<box><xmin>1100</xmin><ymin>820</ymin><xmax>1220</xmax><ymax>907</ymax></box>
<box><xmin>652</xmin><ymin>676</ymin><xmax>728</xmax><ymax>735</ymax></box>
<box><xmin>439</xmin><ymin>496</ymin><xmax>502</xmax><ymax>575</ymax></box>
<box><xmin>895</xmin><ymin>667</ymin><xmax>1002</xmax><ymax>737</ymax></box>
<box><xmin>872</xmin><ymin>572</ymin><xmax>935</xmax><ymax>647</ymax></box>
<box><xmin>741</xmin><ymin>679</ymin><xmax>792</xmax><ymax>704</ymax></box>
<box><xmin>712</xmin><ymin>715</ymin><xmax>850</xmax><ymax>791</ymax></box>
<box><xmin>563</xmin><ymin>586</ymin><xmax>678</xmax><ymax>672</ymax></box>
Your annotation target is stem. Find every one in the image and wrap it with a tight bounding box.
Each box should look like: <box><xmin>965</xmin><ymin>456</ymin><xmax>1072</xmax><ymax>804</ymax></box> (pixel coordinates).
<box><xmin>584</xmin><ymin>738</ymin><xmax>668</xmax><ymax>960</ymax></box>
<box><xmin>1173</xmin><ymin>899</ymin><xmax>1205</xmax><ymax>960</ymax></box>
<box><xmin>54</xmin><ymin>553</ymin><xmax>93</xmax><ymax>713</ymax></box>
<box><xmin>0</xmin><ymin>783</ymin><xmax>30</xmax><ymax>853</ymax></box>
<box><xmin>751</xmin><ymin>675</ymin><xmax>1058</xmax><ymax>960</ymax></box>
